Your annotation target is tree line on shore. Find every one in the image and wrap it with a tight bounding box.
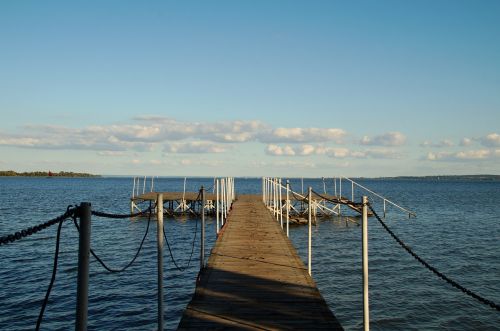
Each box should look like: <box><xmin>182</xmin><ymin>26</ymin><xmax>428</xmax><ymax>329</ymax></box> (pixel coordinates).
<box><xmin>0</xmin><ymin>170</ymin><xmax>100</xmax><ymax>177</ymax></box>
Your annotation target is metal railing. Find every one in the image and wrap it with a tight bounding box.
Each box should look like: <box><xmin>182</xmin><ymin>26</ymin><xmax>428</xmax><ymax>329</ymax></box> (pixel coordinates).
<box><xmin>261</xmin><ymin>176</ymin><xmax>376</xmax><ymax>331</ymax></box>
<box><xmin>340</xmin><ymin>176</ymin><xmax>416</xmax><ymax>218</ymax></box>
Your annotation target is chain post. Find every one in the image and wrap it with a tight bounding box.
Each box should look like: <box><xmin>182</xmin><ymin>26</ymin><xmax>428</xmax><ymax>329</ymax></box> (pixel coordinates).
<box><xmin>75</xmin><ymin>202</ymin><xmax>91</xmax><ymax>331</ymax></box>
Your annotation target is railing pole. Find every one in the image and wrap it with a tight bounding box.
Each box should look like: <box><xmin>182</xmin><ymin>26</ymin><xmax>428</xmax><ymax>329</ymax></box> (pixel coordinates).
<box><xmin>334</xmin><ymin>176</ymin><xmax>337</xmax><ymax>196</ymax></box>
<box><xmin>362</xmin><ymin>196</ymin><xmax>370</xmax><ymax>331</ymax></box>
<box><xmin>279</xmin><ymin>178</ymin><xmax>283</xmax><ymax>228</ymax></box>
<box><xmin>339</xmin><ymin>177</ymin><xmax>342</xmax><ymax>215</ymax></box>
<box><xmin>136</xmin><ymin>177</ymin><xmax>139</xmax><ymax>197</ymax></box>
<box><xmin>352</xmin><ymin>181</ymin><xmax>354</xmax><ymax>202</ymax></box>
<box><xmin>286</xmin><ymin>180</ymin><xmax>290</xmax><ymax>237</ymax></box>
<box><xmin>308</xmin><ymin>187</ymin><xmax>312</xmax><ymax>276</ymax></box>
<box><xmin>216</xmin><ymin>179</ymin><xmax>220</xmax><ymax>234</ymax></box>
<box><xmin>262</xmin><ymin>177</ymin><xmax>265</xmax><ymax>203</ymax></box>
<box><xmin>200</xmin><ymin>187</ymin><xmax>205</xmax><ymax>269</ymax></box>
<box><xmin>132</xmin><ymin>177</ymin><xmax>136</xmax><ymax>198</ymax></box>
<box><xmin>221</xmin><ymin>178</ymin><xmax>225</xmax><ymax>225</ymax></box>
<box><xmin>75</xmin><ymin>202</ymin><xmax>91</xmax><ymax>331</ymax></box>
<box><xmin>383</xmin><ymin>199</ymin><xmax>386</xmax><ymax>218</ymax></box>
<box><xmin>156</xmin><ymin>194</ymin><xmax>164</xmax><ymax>331</ymax></box>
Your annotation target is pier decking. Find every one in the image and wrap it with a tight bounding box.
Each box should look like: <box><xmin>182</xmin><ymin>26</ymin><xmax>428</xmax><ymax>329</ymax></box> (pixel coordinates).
<box><xmin>178</xmin><ymin>194</ymin><xmax>343</xmax><ymax>330</ymax></box>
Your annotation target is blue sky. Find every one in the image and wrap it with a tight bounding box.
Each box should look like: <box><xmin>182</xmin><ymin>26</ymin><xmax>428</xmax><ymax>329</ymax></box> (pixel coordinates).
<box><xmin>1</xmin><ymin>1</ymin><xmax>499</xmax><ymax>176</ymax></box>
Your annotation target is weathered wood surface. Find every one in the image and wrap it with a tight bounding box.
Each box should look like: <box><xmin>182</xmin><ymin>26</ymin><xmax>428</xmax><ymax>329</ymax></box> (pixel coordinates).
<box><xmin>178</xmin><ymin>194</ymin><xmax>343</xmax><ymax>330</ymax></box>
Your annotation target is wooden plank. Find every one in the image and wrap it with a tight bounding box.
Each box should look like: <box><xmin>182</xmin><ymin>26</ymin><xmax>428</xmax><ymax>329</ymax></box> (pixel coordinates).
<box><xmin>178</xmin><ymin>194</ymin><xmax>343</xmax><ymax>330</ymax></box>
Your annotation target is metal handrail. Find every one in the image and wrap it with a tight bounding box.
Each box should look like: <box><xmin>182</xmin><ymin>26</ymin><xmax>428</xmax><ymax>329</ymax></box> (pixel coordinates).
<box><xmin>342</xmin><ymin>176</ymin><xmax>416</xmax><ymax>217</ymax></box>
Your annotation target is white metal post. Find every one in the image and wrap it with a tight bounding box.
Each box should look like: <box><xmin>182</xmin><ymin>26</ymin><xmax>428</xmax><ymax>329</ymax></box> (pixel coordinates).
<box><xmin>383</xmin><ymin>199</ymin><xmax>386</xmax><ymax>218</ymax></box>
<box><xmin>156</xmin><ymin>194</ymin><xmax>164</xmax><ymax>331</ymax></box>
<box><xmin>334</xmin><ymin>177</ymin><xmax>337</xmax><ymax>196</ymax></box>
<box><xmin>262</xmin><ymin>177</ymin><xmax>265</xmax><ymax>203</ymax></box>
<box><xmin>339</xmin><ymin>177</ymin><xmax>342</xmax><ymax>215</ymax></box>
<box><xmin>362</xmin><ymin>196</ymin><xmax>370</xmax><ymax>331</ymax></box>
<box><xmin>308</xmin><ymin>187</ymin><xmax>312</xmax><ymax>276</ymax></box>
<box><xmin>132</xmin><ymin>177</ymin><xmax>136</xmax><ymax>198</ymax></box>
<box><xmin>221</xmin><ymin>178</ymin><xmax>226</xmax><ymax>225</ymax></box>
<box><xmin>286</xmin><ymin>180</ymin><xmax>290</xmax><ymax>237</ymax></box>
<box><xmin>216</xmin><ymin>179</ymin><xmax>220</xmax><ymax>234</ymax></box>
<box><xmin>352</xmin><ymin>181</ymin><xmax>354</xmax><ymax>202</ymax></box>
<box><xmin>143</xmin><ymin>176</ymin><xmax>146</xmax><ymax>194</ymax></box>
<box><xmin>75</xmin><ymin>202</ymin><xmax>91</xmax><ymax>331</ymax></box>
<box><xmin>201</xmin><ymin>188</ymin><xmax>205</xmax><ymax>269</ymax></box>
<box><xmin>279</xmin><ymin>178</ymin><xmax>283</xmax><ymax>228</ymax></box>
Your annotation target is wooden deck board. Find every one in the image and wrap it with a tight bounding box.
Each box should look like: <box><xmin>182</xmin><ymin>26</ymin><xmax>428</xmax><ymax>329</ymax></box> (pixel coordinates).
<box><xmin>178</xmin><ymin>194</ymin><xmax>343</xmax><ymax>330</ymax></box>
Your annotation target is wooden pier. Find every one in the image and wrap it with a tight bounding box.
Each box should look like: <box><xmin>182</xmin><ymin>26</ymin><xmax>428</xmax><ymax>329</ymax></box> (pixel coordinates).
<box><xmin>178</xmin><ymin>194</ymin><xmax>343</xmax><ymax>330</ymax></box>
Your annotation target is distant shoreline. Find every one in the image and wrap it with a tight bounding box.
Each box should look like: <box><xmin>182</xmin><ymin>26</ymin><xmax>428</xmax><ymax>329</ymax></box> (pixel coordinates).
<box><xmin>364</xmin><ymin>175</ymin><xmax>500</xmax><ymax>181</ymax></box>
<box><xmin>0</xmin><ymin>170</ymin><xmax>100</xmax><ymax>177</ymax></box>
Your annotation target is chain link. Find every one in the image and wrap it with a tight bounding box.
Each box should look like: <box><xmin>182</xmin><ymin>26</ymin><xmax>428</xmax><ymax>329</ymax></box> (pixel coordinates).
<box><xmin>0</xmin><ymin>207</ymin><xmax>76</xmax><ymax>246</ymax></box>
<box><xmin>91</xmin><ymin>206</ymin><xmax>153</xmax><ymax>219</ymax></box>
<box><xmin>369</xmin><ymin>205</ymin><xmax>500</xmax><ymax>311</ymax></box>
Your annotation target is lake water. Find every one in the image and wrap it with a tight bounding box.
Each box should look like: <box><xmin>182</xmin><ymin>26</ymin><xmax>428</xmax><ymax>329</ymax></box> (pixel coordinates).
<box><xmin>0</xmin><ymin>177</ymin><xmax>499</xmax><ymax>330</ymax></box>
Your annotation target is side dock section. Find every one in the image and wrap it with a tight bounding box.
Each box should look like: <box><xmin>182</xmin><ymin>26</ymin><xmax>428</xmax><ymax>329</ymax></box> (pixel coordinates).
<box><xmin>178</xmin><ymin>194</ymin><xmax>343</xmax><ymax>330</ymax></box>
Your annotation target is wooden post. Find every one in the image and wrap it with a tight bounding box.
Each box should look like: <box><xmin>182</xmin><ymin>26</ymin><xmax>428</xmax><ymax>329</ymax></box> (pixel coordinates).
<box><xmin>308</xmin><ymin>187</ymin><xmax>312</xmax><ymax>276</ymax></box>
<box><xmin>286</xmin><ymin>181</ymin><xmax>290</xmax><ymax>237</ymax></box>
<box><xmin>156</xmin><ymin>194</ymin><xmax>164</xmax><ymax>331</ymax></box>
<box><xmin>362</xmin><ymin>196</ymin><xmax>370</xmax><ymax>331</ymax></box>
<box><xmin>200</xmin><ymin>187</ymin><xmax>205</xmax><ymax>269</ymax></box>
<box><xmin>75</xmin><ymin>202</ymin><xmax>91</xmax><ymax>331</ymax></box>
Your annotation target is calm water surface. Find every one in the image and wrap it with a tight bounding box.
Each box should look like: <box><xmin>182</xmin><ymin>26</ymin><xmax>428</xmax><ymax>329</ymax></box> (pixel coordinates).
<box><xmin>0</xmin><ymin>177</ymin><xmax>499</xmax><ymax>330</ymax></box>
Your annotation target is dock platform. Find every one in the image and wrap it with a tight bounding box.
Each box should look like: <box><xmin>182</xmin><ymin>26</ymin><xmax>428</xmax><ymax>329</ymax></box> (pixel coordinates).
<box><xmin>178</xmin><ymin>194</ymin><xmax>343</xmax><ymax>330</ymax></box>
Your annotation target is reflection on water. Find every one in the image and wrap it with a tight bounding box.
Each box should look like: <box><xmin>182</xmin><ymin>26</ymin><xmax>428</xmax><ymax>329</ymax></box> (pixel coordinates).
<box><xmin>0</xmin><ymin>177</ymin><xmax>499</xmax><ymax>330</ymax></box>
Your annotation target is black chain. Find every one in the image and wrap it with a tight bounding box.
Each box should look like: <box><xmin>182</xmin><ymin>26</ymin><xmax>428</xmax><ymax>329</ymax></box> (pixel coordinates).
<box><xmin>163</xmin><ymin>216</ymin><xmax>198</xmax><ymax>272</ymax></box>
<box><xmin>91</xmin><ymin>207</ymin><xmax>153</xmax><ymax>219</ymax></box>
<box><xmin>75</xmin><ymin>207</ymin><xmax>153</xmax><ymax>273</ymax></box>
<box><xmin>369</xmin><ymin>205</ymin><xmax>500</xmax><ymax>311</ymax></box>
<box><xmin>0</xmin><ymin>207</ymin><xmax>76</xmax><ymax>246</ymax></box>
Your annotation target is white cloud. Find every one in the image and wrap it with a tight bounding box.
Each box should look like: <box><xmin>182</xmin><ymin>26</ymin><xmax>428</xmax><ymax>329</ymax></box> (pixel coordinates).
<box><xmin>266</xmin><ymin>144</ymin><xmax>296</xmax><ymax>156</ymax></box>
<box><xmin>164</xmin><ymin>141</ymin><xmax>228</xmax><ymax>154</ymax></box>
<box><xmin>260</xmin><ymin>127</ymin><xmax>346</xmax><ymax>143</ymax></box>
<box><xmin>426</xmin><ymin>149</ymin><xmax>496</xmax><ymax>161</ymax></box>
<box><xmin>459</xmin><ymin>137</ymin><xmax>473</xmax><ymax>147</ymax></box>
<box><xmin>360</xmin><ymin>132</ymin><xmax>406</xmax><ymax>146</ymax></box>
<box><xmin>480</xmin><ymin>133</ymin><xmax>500</xmax><ymax>147</ymax></box>
<box><xmin>420</xmin><ymin>139</ymin><xmax>454</xmax><ymax>148</ymax></box>
<box><xmin>265</xmin><ymin>144</ymin><xmax>401</xmax><ymax>159</ymax></box>
<box><xmin>97</xmin><ymin>151</ymin><xmax>125</xmax><ymax>156</ymax></box>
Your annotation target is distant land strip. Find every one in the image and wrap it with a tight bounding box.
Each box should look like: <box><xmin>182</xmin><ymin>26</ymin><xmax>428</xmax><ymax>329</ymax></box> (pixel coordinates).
<box><xmin>367</xmin><ymin>175</ymin><xmax>500</xmax><ymax>181</ymax></box>
<box><xmin>0</xmin><ymin>170</ymin><xmax>100</xmax><ymax>177</ymax></box>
